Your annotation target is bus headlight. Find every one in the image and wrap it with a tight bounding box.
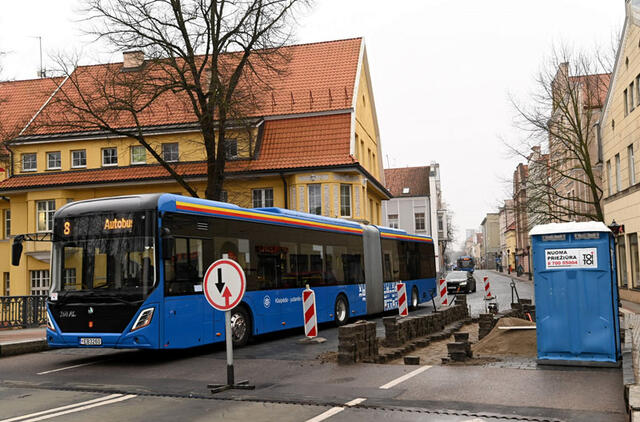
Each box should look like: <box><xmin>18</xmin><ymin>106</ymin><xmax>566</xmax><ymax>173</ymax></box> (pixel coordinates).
<box><xmin>46</xmin><ymin>312</ymin><xmax>56</xmax><ymax>331</ymax></box>
<box><xmin>131</xmin><ymin>308</ymin><xmax>154</xmax><ymax>331</ymax></box>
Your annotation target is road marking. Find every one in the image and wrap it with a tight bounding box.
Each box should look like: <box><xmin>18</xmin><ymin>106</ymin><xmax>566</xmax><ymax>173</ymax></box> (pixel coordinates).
<box><xmin>11</xmin><ymin>395</ymin><xmax>137</xmax><ymax>422</ymax></box>
<box><xmin>37</xmin><ymin>360</ymin><xmax>105</xmax><ymax>375</ymax></box>
<box><xmin>0</xmin><ymin>394</ymin><xmax>124</xmax><ymax>422</ymax></box>
<box><xmin>379</xmin><ymin>365</ymin><xmax>432</xmax><ymax>389</ymax></box>
<box><xmin>304</xmin><ymin>398</ymin><xmax>366</xmax><ymax>422</ymax></box>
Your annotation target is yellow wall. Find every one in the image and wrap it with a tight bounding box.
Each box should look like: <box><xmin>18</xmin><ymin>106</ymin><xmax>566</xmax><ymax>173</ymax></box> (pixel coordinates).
<box><xmin>354</xmin><ymin>52</ymin><xmax>383</xmax><ymax>182</ymax></box>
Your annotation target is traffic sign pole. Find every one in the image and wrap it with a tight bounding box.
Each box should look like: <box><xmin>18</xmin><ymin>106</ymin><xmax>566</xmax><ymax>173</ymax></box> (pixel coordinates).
<box><xmin>204</xmin><ymin>258</ymin><xmax>254</xmax><ymax>394</ymax></box>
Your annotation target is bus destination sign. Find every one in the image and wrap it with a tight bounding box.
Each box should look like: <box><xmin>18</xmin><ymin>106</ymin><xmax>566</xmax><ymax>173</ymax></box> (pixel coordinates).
<box><xmin>103</xmin><ymin>217</ymin><xmax>134</xmax><ymax>231</ymax></box>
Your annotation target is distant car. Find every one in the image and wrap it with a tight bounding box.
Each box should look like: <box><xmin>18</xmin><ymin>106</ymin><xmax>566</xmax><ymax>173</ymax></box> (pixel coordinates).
<box><xmin>445</xmin><ymin>271</ymin><xmax>476</xmax><ymax>294</ymax></box>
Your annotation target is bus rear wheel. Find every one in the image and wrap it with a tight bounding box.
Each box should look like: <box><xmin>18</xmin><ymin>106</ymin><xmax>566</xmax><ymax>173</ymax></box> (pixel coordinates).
<box><xmin>334</xmin><ymin>295</ymin><xmax>349</xmax><ymax>326</ymax></box>
<box><xmin>231</xmin><ymin>306</ymin><xmax>251</xmax><ymax>347</ymax></box>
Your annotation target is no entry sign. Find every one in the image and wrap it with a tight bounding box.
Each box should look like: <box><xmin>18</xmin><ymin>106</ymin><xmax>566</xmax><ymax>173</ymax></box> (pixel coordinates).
<box><xmin>203</xmin><ymin>259</ymin><xmax>246</xmax><ymax>311</ymax></box>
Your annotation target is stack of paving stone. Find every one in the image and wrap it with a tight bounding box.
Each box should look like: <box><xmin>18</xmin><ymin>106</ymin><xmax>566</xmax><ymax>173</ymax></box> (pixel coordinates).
<box><xmin>447</xmin><ymin>332</ymin><xmax>472</xmax><ymax>361</ymax></box>
<box><xmin>337</xmin><ymin>320</ymin><xmax>378</xmax><ymax>365</ymax></box>
<box><xmin>478</xmin><ymin>313</ymin><xmax>496</xmax><ymax>340</ymax></box>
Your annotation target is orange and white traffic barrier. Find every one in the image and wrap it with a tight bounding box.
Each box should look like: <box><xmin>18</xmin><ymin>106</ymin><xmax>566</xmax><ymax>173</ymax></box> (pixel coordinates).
<box><xmin>483</xmin><ymin>276</ymin><xmax>494</xmax><ymax>299</ymax></box>
<box><xmin>438</xmin><ymin>278</ymin><xmax>448</xmax><ymax>307</ymax></box>
<box><xmin>302</xmin><ymin>286</ymin><xmax>317</xmax><ymax>338</ymax></box>
<box><xmin>396</xmin><ymin>282</ymin><xmax>408</xmax><ymax>317</ymax></box>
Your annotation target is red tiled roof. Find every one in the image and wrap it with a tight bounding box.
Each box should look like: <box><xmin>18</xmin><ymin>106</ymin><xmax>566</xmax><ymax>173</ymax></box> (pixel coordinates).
<box><xmin>23</xmin><ymin>38</ymin><xmax>363</xmax><ymax>136</ymax></box>
<box><xmin>0</xmin><ymin>113</ymin><xmax>356</xmax><ymax>191</ymax></box>
<box><xmin>0</xmin><ymin>77</ymin><xmax>63</xmax><ymax>153</ymax></box>
<box><xmin>384</xmin><ymin>166</ymin><xmax>430</xmax><ymax>197</ymax></box>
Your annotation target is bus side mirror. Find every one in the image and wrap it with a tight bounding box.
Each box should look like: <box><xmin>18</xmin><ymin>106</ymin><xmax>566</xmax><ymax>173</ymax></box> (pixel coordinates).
<box><xmin>161</xmin><ymin>228</ymin><xmax>174</xmax><ymax>260</ymax></box>
<box><xmin>12</xmin><ymin>235</ymin><xmax>24</xmax><ymax>266</ymax></box>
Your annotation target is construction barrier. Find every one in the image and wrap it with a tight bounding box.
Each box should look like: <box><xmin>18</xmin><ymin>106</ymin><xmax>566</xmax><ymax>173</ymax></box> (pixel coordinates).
<box><xmin>438</xmin><ymin>278</ymin><xmax>448</xmax><ymax>307</ymax></box>
<box><xmin>483</xmin><ymin>276</ymin><xmax>494</xmax><ymax>299</ymax></box>
<box><xmin>396</xmin><ymin>282</ymin><xmax>408</xmax><ymax>317</ymax></box>
<box><xmin>302</xmin><ymin>286</ymin><xmax>317</xmax><ymax>338</ymax></box>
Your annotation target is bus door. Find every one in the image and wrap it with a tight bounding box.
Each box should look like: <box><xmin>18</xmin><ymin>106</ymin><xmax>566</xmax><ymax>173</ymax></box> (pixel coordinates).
<box><xmin>363</xmin><ymin>226</ymin><xmax>384</xmax><ymax>314</ymax></box>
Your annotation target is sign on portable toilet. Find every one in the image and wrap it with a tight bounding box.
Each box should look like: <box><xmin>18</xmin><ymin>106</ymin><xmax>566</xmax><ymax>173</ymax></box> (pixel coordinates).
<box><xmin>530</xmin><ymin>222</ymin><xmax>621</xmax><ymax>367</ymax></box>
<box><xmin>396</xmin><ymin>282</ymin><xmax>408</xmax><ymax>316</ymax></box>
<box><xmin>302</xmin><ymin>286</ymin><xmax>317</xmax><ymax>338</ymax></box>
<box><xmin>438</xmin><ymin>278</ymin><xmax>448</xmax><ymax>307</ymax></box>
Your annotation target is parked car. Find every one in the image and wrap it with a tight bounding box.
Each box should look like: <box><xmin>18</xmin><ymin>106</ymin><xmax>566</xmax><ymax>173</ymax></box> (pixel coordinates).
<box><xmin>445</xmin><ymin>271</ymin><xmax>476</xmax><ymax>294</ymax></box>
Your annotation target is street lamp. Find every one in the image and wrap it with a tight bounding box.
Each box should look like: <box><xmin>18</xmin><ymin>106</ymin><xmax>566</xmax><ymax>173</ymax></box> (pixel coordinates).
<box><xmin>526</xmin><ymin>245</ymin><xmax>532</xmax><ymax>281</ymax></box>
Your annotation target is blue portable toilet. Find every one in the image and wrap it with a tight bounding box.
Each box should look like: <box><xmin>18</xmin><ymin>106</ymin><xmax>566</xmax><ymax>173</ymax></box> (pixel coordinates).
<box><xmin>530</xmin><ymin>222</ymin><xmax>620</xmax><ymax>367</ymax></box>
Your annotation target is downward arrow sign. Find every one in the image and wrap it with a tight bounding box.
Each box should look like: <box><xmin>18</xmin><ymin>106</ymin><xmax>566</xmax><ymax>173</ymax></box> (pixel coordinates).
<box><xmin>222</xmin><ymin>286</ymin><xmax>232</xmax><ymax>307</ymax></box>
<box><xmin>215</xmin><ymin>268</ymin><xmax>225</xmax><ymax>294</ymax></box>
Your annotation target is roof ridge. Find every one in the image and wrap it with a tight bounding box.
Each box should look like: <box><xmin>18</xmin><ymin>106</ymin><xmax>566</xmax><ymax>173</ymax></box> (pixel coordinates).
<box><xmin>0</xmin><ymin>76</ymin><xmax>63</xmax><ymax>86</ymax></box>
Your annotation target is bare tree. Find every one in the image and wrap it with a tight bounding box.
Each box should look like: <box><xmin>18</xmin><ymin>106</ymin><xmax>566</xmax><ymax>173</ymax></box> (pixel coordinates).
<box><xmin>510</xmin><ymin>46</ymin><xmax>612</xmax><ymax>223</ymax></box>
<box><xmin>36</xmin><ymin>0</ymin><xmax>309</xmax><ymax>200</ymax></box>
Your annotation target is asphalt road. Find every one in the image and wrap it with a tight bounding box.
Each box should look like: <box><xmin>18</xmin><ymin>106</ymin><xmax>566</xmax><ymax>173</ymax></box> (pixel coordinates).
<box><xmin>0</xmin><ymin>273</ymin><xmax>624</xmax><ymax>422</ymax></box>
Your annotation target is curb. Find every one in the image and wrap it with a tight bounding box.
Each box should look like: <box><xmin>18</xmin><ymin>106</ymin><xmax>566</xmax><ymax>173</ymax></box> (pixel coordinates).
<box><xmin>0</xmin><ymin>340</ymin><xmax>49</xmax><ymax>357</ymax></box>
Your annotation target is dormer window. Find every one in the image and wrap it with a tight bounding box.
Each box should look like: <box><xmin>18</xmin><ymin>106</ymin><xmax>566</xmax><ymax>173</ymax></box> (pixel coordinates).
<box><xmin>22</xmin><ymin>153</ymin><xmax>37</xmax><ymax>172</ymax></box>
<box><xmin>47</xmin><ymin>152</ymin><xmax>61</xmax><ymax>170</ymax></box>
<box><xmin>102</xmin><ymin>147</ymin><xmax>118</xmax><ymax>167</ymax></box>
<box><xmin>225</xmin><ymin>139</ymin><xmax>238</xmax><ymax>159</ymax></box>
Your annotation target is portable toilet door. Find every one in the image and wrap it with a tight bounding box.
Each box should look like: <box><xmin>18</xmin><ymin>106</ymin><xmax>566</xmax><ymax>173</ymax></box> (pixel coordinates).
<box><xmin>530</xmin><ymin>222</ymin><xmax>620</xmax><ymax>367</ymax></box>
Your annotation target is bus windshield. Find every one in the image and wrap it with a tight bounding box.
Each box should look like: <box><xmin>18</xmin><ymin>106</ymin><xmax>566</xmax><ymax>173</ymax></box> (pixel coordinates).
<box><xmin>52</xmin><ymin>236</ymin><xmax>156</xmax><ymax>295</ymax></box>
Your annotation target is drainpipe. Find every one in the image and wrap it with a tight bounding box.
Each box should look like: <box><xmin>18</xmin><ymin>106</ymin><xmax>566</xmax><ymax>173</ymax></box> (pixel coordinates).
<box><xmin>280</xmin><ymin>173</ymin><xmax>288</xmax><ymax>209</ymax></box>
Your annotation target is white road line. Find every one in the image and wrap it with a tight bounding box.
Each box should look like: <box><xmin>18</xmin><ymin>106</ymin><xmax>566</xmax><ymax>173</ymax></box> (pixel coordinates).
<box><xmin>379</xmin><ymin>365</ymin><xmax>432</xmax><ymax>389</ymax></box>
<box><xmin>37</xmin><ymin>361</ymin><xmax>104</xmax><ymax>375</ymax></box>
<box><xmin>304</xmin><ymin>398</ymin><xmax>366</xmax><ymax>422</ymax></box>
<box><xmin>17</xmin><ymin>395</ymin><xmax>137</xmax><ymax>422</ymax></box>
<box><xmin>0</xmin><ymin>394</ymin><xmax>123</xmax><ymax>422</ymax></box>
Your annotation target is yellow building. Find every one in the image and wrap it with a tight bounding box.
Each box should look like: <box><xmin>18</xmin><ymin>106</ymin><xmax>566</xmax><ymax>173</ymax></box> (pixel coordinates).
<box><xmin>601</xmin><ymin>4</ymin><xmax>640</xmax><ymax>303</ymax></box>
<box><xmin>0</xmin><ymin>38</ymin><xmax>390</xmax><ymax>296</ymax></box>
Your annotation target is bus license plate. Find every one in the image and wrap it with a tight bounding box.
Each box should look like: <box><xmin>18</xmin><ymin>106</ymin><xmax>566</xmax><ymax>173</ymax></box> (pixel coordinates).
<box><xmin>79</xmin><ymin>337</ymin><xmax>102</xmax><ymax>346</ymax></box>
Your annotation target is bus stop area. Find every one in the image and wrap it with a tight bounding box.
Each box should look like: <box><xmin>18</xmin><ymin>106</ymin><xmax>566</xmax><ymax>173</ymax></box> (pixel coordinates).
<box><xmin>0</xmin><ymin>271</ymin><xmax>630</xmax><ymax>422</ymax></box>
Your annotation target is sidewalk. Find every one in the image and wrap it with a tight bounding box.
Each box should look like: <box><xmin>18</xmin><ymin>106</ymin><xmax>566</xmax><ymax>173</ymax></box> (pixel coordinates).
<box><xmin>487</xmin><ymin>269</ymin><xmax>533</xmax><ymax>283</ymax></box>
<box><xmin>0</xmin><ymin>327</ymin><xmax>47</xmax><ymax>357</ymax></box>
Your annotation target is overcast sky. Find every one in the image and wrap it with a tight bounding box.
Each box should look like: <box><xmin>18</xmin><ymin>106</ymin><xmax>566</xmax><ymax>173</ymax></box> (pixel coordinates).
<box><xmin>0</xmin><ymin>1</ymin><xmax>626</xmax><ymax>248</ymax></box>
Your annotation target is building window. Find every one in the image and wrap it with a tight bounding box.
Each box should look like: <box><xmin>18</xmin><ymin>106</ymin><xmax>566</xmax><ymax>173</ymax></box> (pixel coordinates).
<box><xmin>438</xmin><ymin>216</ymin><xmax>444</xmax><ymax>232</ymax></box>
<box><xmin>3</xmin><ymin>272</ymin><xmax>9</xmax><ymax>296</ymax></box>
<box><xmin>47</xmin><ymin>152</ymin><xmax>61</xmax><ymax>170</ymax></box>
<box><xmin>22</xmin><ymin>153</ymin><xmax>37</xmax><ymax>172</ymax></box>
<box><xmin>102</xmin><ymin>147</ymin><xmax>118</xmax><ymax>166</ymax></box>
<box><xmin>71</xmin><ymin>150</ymin><xmax>86</xmax><ymax>168</ymax></box>
<box><xmin>308</xmin><ymin>184</ymin><xmax>322</xmax><ymax>215</ymax></box>
<box><xmin>162</xmin><ymin>143</ymin><xmax>179</xmax><ymax>162</ymax></box>
<box><xmin>388</xmin><ymin>214</ymin><xmax>398</xmax><ymax>229</ymax></box>
<box><xmin>616</xmin><ymin>153</ymin><xmax>622</xmax><ymax>192</ymax></box>
<box><xmin>630</xmin><ymin>234</ymin><xmax>640</xmax><ymax>289</ymax></box>
<box><xmin>30</xmin><ymin>270</ymin><xmax>50</xmax><ymax>296</ymax></box>
<box><xmin>625</xmin><ymin>89</ymin><xmax>629</xmax><ymax>116</ymax></box>
<box><xmin>415</xmin><ymin>212</ymin><xmax>425</xmax><ymax>231</ymax></box>
<box><xmin>131</xmin><ymin>145</ymin><xmax>146</xmax><ymax>165</ymax></box>
<box><xmin>225</xmin><ymin>139</ymin><xmax>238</xmax><ymax>159</ymax></box>
<box><xmin>630</xmin><ymin>145</ymin><xmax>637</xmax><ymax>186</ymax></box>
<box><xmin>252</xmin><ymin>188</ymin><xmax>273</xmax><ymax>208</ymax></box>
<box><xmin>340</xmin><ymin>184</ymin><xmax>352</xmax><ymax>217</ymax></box>
<box><xmin>36</xmin><ymin>200</ymin><xmax>56</xmax><ymax>232</ymax></box>
<box><xmin>632</xmin><ymin>82</ymin><xmax>636</xmax><ymax>111</ymax></box>
<box><xmin>619</xmin><ymin>236</ymin><xmax>628</xmax><ymax>288</ymax></box>
<box><xmin>607</xmin><ymin>160</ymin><xmax>613</xmax><ymax>195</ymax></box>
<box><xmin>4</xmin><ymin>210</ymin><xmax>10</xmax><ymax>239</ymax></box>
<box><xmin>63</xmin><ymin>268</ymin><xmax>77</xmax><ymax>290</ymax></box>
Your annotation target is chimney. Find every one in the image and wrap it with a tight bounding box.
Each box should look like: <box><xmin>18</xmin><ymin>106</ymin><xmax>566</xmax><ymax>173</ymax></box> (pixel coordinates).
<box><xmin>122</xmin><ymin>51</ymin><xmax>144</xmax><ymax>70</ymax></box>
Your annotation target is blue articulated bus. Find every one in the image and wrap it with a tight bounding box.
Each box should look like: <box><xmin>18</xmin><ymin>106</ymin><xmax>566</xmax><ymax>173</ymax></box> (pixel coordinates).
<box><xmin>45</xmin><ymin>194</ymin><xmax>436</xmax><ymax>349</ymax></box>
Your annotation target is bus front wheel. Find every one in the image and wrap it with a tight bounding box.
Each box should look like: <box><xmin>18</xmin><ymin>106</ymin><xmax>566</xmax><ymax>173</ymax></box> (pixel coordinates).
<box><xmin>231</xmin><ymin>306</ymin><xmax>251</xmax><ymax>347</ymax></box>
<box><xmin>334</xmin><ymin>295</ymin><xmax>349</xmax><ymax>326</ymax></box>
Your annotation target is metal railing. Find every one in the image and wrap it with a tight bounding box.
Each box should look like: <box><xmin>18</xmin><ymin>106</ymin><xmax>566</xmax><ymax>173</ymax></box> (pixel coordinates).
<box><xmin>0</xmin><ymin>295</ymin><xmax>48</xmax><ymax>328</ymax></box>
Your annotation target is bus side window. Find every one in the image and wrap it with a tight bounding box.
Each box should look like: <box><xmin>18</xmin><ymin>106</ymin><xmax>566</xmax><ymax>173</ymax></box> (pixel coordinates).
<box><xmin>165</xmin><ymin>237</ymin><xmax>206</xmax><ymax>296</ymax></box>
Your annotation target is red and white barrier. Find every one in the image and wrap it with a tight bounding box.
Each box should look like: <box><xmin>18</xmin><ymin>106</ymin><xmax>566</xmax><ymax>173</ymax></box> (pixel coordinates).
<box><xmin>438</xmin><ymin>278</ymin><xmax>448</xmax><ymax>307</ymax></box>
<box><xmin>396</xmin><ymin>282</ymin><xmax>408</xmax><ymax>317</ymax></box>
<box><xmin>302</xmin><ymin>287</ymin><xmax>317</xmax><ymax>338</ymax></box>
<box><xmin>483</xmin><ymin>276</ymin><xmax>494</xmax><ymax>299</ymax></box>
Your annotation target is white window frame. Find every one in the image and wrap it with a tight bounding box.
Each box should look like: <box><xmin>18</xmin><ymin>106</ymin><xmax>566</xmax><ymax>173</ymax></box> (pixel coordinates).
<box><xmin>30</xmin><ymin>270</ymin><xmax>50</xmax><ymax>296</ymax></box>
<box><xmin>388</xmin><ymin>214</ymin><xmax>399</xmax><ymax>229</ymax></box>
<box><xmin>415</xmin><ymin>212</ymin><xmax>426</xmax><ymax>231</ymax></box>
<box><xmin>252</xmin><ymin>188</ymin><xmax>274</xmax><ymax>208</ymax></box>
<box><xmin>607</xmin><ymin>160</ymin><xmax>613</xmax><ymax>195</ymax></box>
<box><xmin>22</xmin><ymin>153</ymin><xmax>37</xmax><ymax>172</ymax></box>
<box><xmin>102</xmin><ymin>147</ymin><xmax>118</xmax><ymax>167</ymax></box>
<box><xmin>4</xmin><ymin>209</ymin><xmax>10</xmax><ymax>239</ymax></box>
<box><xmin>63</xmin><ymin>268</ymin><xmax>77</xmax><ymax>289</ymax></box>
<box><xmin>46</xmin><ymin>151</ymin><xmax>61</xmax><ymax>170</ymax></box>
<box><xmin>3</xmin><ymin>272</ymin><xmax>9</xmax><ymax>296</ymax></box>
<box><xmin>616</xmin><ymin>153</ymin><xmax>622</xmax><ymax>192</ymax></box>
<box><xmin>71</xmin><ymin>150</ymin><xmax>86</xmax><ymax>168</ymax></box>
<box><xmin>162</xmin><ymin>143</ymin><xmax>179</xmax><ymax>162</ymax></box>
<box><xmin>630</xmin><ymin>144</ymin><xmax>636</xmax><ymax>186</ymax></box>
<box><xmin>130</xmin><ymin>145</ymin><xmax>146</xmax><ymax>165</ymax></box>
<box><xmin>307</xmin><ymin>184</ymin><xmax>322</xmax><ymax>215</ymax></box>
<box><xmin>36</xmin><ymin>200</ymin><xmax>56</xmax><ymax>232</ymax></box>
<box><xmin>340</xmin><ymin>184</ymin><xmax>352</xmax><ymax>217</ymax></box>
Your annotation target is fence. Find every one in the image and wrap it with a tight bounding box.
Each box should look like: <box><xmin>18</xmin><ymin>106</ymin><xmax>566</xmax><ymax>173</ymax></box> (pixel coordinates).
<box><xmin>0</xmin><ymin>296</ymin><xmax>48</xmax><ymax>328</ymax></box>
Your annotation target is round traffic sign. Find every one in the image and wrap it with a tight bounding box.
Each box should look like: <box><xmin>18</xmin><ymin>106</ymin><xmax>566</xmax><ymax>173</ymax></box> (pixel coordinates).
<box><xmin>203</xmin><ymin>259</ymin><xmax>246</xmax><ymax>311</ymax></box>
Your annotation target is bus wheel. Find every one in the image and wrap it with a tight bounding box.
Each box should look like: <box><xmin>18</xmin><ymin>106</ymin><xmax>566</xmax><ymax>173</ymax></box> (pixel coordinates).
<box><xmin>231</xmin><ymin>306</ymin><xmax>251</xmax><ymax>347</ymax></box>
<box><xmin>334</xmin><ymin>295</ymin><xmax>349</xmax><ymax>326</ymax></box>
<box><xmin>411</xmin><ymin>287</ymin><xmax>419</xmax><ymax>309</ymax></box>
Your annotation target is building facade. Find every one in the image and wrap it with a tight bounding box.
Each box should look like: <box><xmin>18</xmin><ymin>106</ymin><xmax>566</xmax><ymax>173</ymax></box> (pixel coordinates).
<box><xmin>513</xmin><ymin>163</ymin><xmax>531</xmax><ymax>275</ymax></box>
<box><xmin>480</xmin><ymin>213</ymin><xmax>500</xmax><ymax>270</ymax></box>
<box><xmin>0</xmin><ymin>38</ymin><xmax>391</xmax><ymax>296</ymax></box>
<box><xmin>601</xmin><ymin>3</ymin><xmax>640</xmax><ymax>302</ymax></box>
